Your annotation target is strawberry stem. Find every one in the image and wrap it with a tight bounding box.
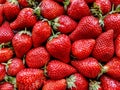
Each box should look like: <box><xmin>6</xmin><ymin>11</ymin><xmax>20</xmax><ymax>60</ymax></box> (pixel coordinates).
<box><xmin>63</xmin><ymin>0</ymin><xmax>70</xmax><ymax>11</ymax></box>
<box><xmin>18</xmin><ymin>28</ymin><xmax>32</xmax><ymax>36</ymax></box>
<box><xmin>89</xmin><ymin>80</ymin><xmax>101</xmax><ymax>90</ymax></box>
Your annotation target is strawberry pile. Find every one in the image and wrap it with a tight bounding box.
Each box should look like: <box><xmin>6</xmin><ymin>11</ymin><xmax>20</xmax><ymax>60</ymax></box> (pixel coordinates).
<box><xmin>1</xmin><ymin>0</ymin><xmax>120</xmax><ymax>90</ymax></box>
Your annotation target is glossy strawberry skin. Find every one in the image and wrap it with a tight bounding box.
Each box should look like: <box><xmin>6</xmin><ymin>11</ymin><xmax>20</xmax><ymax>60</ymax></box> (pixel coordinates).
<box><xmin>16</xmin><ymin>69</ymin><xmax>45</xmax><ymax>90</ymax></box>
<box><xmin>46</xmin><ymin>34</ymin><xmax>71</xmax><ymax>63</ymax></box>
<box><xmin>92</xmin><ymin>30</ymin><xmax>114</xmax><ymax>62</ymax></box>
<box><xmin>72</xmin><ymin>39</ymin><xmax>95</xmax><ymax>60</ymax></box>
<box><xmin>0</xmin><ymin>64</ymin><xmax>6</xmax><ymax>81</ymax></box>
<box><xmin>26</xmin><ymin>47</ymin><xmax>50</xmax><ymax>68</ymax></box>
<box><xmin>47</xmin><ymin>60</ymin><xmax>77</xmax><ymax>80</ymax></box>
<box><xmin>0</xmin><ymin>82</ymin><xmax>14</xmax><ymax>90</ymax></box>
<box><xmin>71</xmin><ymin>57</ymin><xmax>101</xmax><ymax>78</ymax></box>
<box><xmin>40</xmin><ymin>0</ymin><xmax>64</xmax><ymax>20</ymax></box>
<box><xmin>32</xmin><ymin>21</ymin><xmax>52</xmax><ymax>47</ymax></box>
<box><xmin>115</xmin><ymin>35</ymin><xmax>120</xmax><ymax>58</ymax></box>
<box><xmin>69</xmin><ymin>16</ymin><xmax>102</xmax><ymax>41</ymax></box>
<box><xmin>18</xmin><ymin>0</ymin><xmax>29</xmax><ymax>7</ymax></box>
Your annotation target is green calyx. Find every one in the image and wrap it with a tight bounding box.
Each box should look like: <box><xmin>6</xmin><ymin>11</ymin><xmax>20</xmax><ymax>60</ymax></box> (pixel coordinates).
<box><xmin>2</xmin><ymin>59</ymin><xmax>12</xmax><ymax>72</ymax></box>
<box><xmin>27</xmin><ymin>0</ymin><xmax>38</xmax><ymax>7</ymax></box>
<box><xmin>34</xmin><ymin>6</ymin><xmax>41</xmax><ymax>18</ymax></box>
<box><xmin>18</xmin><ymin>28</ymin><xmax>31</xmax><ymax>36</ymax></box>
<box><xmin>89</xmin><ymin>80</ymin><xmax>101</xmax><ymax>90</ymax></box>
<box><xmin>48</xmin><ymin>31</ymin><xmax>60</xmax><ymax>41</ymax></box>
<box><xmin>108</xmin><ymin>4</ymin><xmax>120</xmax><ymax>14</ymax></box>
<box><xmin>9</xmin><ymin>0</ymin><xmax>18</xmax><ymax>5</ymax></box>
<box><xmin>52</xmin><ymin>17</ymin><xmax>60</xmax><ymax>30</ymax></box>
<box><xmin>63</xmin><ymin>0</ymin><xmax>70</xmax><ymax>11</ymax></box>
<box><xmin>0</xmin><ymin>42</ymin><xmax>11</xmax><ymax>49</ymax></box>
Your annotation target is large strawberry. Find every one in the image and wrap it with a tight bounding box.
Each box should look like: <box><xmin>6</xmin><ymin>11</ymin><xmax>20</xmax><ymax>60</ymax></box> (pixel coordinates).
<box><xmin>26</xmin><ymin>47</ymin><xmax>50</xmax><ymax>68</ymax></box>
<box><xmin>16</xmin><ymin>69</ymin><xmax>45</xmax><ymax>90</ymax></box>
<box><xmin>69</xmin><ymin>16</ymin><xmax>102</xmax><ymax>41</ymax></box>
<box><xmin>71</xmin><ymin>57</ymin><xmax>101</xmax><ymax>78</ymax></box>
<box><xmin>46</xmin><ymin>60</ymin><xmax>77</xmax><ymax>80</ymax></box>
<box><xmin>72</xmin><ymin>39</ymin><xmax>95</xmax><ymax>60</ymax></box>
<box><xmin>12</xmin><ymin>30</ymin><xmax>32</xmax><ymax>58</ymax></box>
<box><xmin>92</xmin><ymin>30</ymin><xmax>114</xmax><ymax>62</ymax></box>
<box><xmin>32</xmin><ymin>21</ymin><xmax>52</xmax><ymax>47</ymax></box>
<box><xmin>0</xmin><ymin>64</ymin><xmax>6</xmax><ymax>81</ymax></box>
<box><xmin>115</xmin><ymin>34</ymin><xmax>120</xmax><ymax>58</ymax></box>
<box><xmin>46</xmin><ymin>34</ymin><xmax>71</xmax><ymax>63</ymax></box>
<box><xmin>0</xmin><ymin>82</ymin><xmax>14</xmax><ymax>90</ymax></box>
<box><xmin>10</xmin><ymin>8</ymin><xmax>37</xmax><ymax>30</ymax></box>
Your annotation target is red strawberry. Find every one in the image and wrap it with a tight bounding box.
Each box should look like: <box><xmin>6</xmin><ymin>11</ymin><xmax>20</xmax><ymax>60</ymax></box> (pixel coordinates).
<box><xmin>3</xmin><ymin>0</ymin><xmax>20</xmax><ymax>21</ymax></box>
<box><xmin>110</xmin><ymin>0</ymin><xmax>120</xmax><ymax>7</ymax></box>
<box><xmin>46</xmin><ymin>60</ymin><xmax>77</xmax><ymax>80</ymax></box>
<box><xmin>0</xmin><ymin>64</ymin><xmax>6</xmax><ymax>81</ymax></box>
<box><xmin>12</xmin><ymin>30</ymin><xmax>32</xmax><ymax>58</ymax></box>
<box><xmin>16</xmin><ymin>69</ymin><xmax>45</xmax><ymax>90</ymax></box>
<box><xmin>85</xmin><ymin>0</ymin><xmax>95</xmax><ymax>3</ymax></box>
<box><xmin>71</xmin><ymin>57</ymin><xmax>101</xmax><ymax>78</ymax></box>
<box><xmin>7</xmin><ymin>58</ymin><xmax>25</xmax><ymax>76</ymax></box>
<box><xmin>0</xmin><ymin>82</ymin><xmax>14</xmax><ymax>90</ymax></box>
<box><xmin>40</xmin><ymin>0</ymin><xmax>64</xmax><ymax>20</ymax></box>
<box><xmin>0</xmin><ymin>21</ymin><xmax>14</xmax><ymax>44</ymax></box>
<box><xmin>92</xmin><ymin>30</ymin><xmax>114</xmax><ymax>62</ymax></box>
<box><xmin>46</xmin><ymin>34</ymin><xmax>71</xmax><ymax>63</ymax></box>
<box><xmin>0</xmin><ymin>0</ymin><xmax>6</xmax><ymax>4</ymax></box>
<box><xmin>0</xmin><ymin>5</ymin><xmax>3</xmax><ymax>25</ymax></box>
<box><xmin>67</xmin><ymin>73</ymin><xmax>88</xmax><ymax>90</ymax></box>
<box><xmin>26</xmin><ymin>47</ymin><xmax>50</xmax><ymax>68</ymax></box>
<box><xmin>72</xmin><ymin>39</ymin><xmax>95</xmax><ymax>60</ymax></box>
<box><xmin>18</xmin><ymin>0</ymin><xmax>36</xmax><ymax>7</ymax></box>
<box><xmin>67</xmin><ymin>0</ymin><xmax>91</xmax><ymax>20</ymax></box>
<box><xmin>10</xmin><ymin>8</ymin><xmax>37</xmax><ymax>30</ymax></box>
<box><xmin>69</xmin><ymin>16</ymin><xmax>102</xmax><ymax>41</ymax></box>
<box><xmin>52</xmin><ymin>15</ymin><xmax>77</xmax><ymax>34</ymax></box>
<box><xmin>42</xmin><ymin>79</ymin><xmax>67</xmax><ymax>90</ymax></box>
<box><xmin>115</xmin><ymin>34</ymin><xmax>120</xmax><ymax>58</ymax></box>
<box><xmin>32</xmin><ymin>21</ymin><xmax>52</xmax><ymax>47</ymax></box>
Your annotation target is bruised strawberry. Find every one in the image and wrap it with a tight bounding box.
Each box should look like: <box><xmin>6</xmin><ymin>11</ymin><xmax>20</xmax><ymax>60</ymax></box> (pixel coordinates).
<box><xmin>32</xmin><ymin>21</ymin><xmax>52</xmax><ymax>47</ymax></box>
<box><xmin>0</xmin><ymin>64</ymin><xmax>6</xmax><ymax>81</ymax></box>
<box><xmin>0</xmin><ymin>82</ymin><xmax>14</xmax><ymax>90</ymax></box>
<box><xmin>0</xmin><ymin>5</ymin><xmax>3</xmax><ymax>25</ymax></box>
<box><xmin>72</xmin><ymin>39</ymin><xmax>95</xmax><ymax>60</ymax></box>
<box><xmin>18</xmin><ymin>0</ymin><xmax>36</xmax><ymax>7</ymax></box>
<box><xmin>46</xmin><ymin>34</ymin><xmax>71</xmax><ymax>63</ymax></box>
<box><xmin>26</xmin><ymin>47</ymin><xmax>50</xmax><ymax>68</ymax></box>
<box><xmin>46</xmin><ymin>60</ymin><xmax>77</xmax><ymax>80</ymax></box>
<box><xmin>115</xmin><ymin>34</ymin><xmax>120</xmax><ymax>58</ymax></box>
<box><xmin>110</xmin><ymin>0</ymin><xmax>120</xmax><ymax>7</ymax></box>
<box><xmin>92</xmin><ymin>30</ymin><xmax>114</xmax><ymax>62</ymax></box>
<box><xmin>71</xmin><ymin>57</ymin><xmax>101</xmax><ymax>78</ymax></box>
<box><xmin>69</xmin><ymin>16</ymin><xmax>102</xmax><ymax>41</ymax></box>
<box><xmin>10</xmin><ymin>8</ymin><xmax>37</xmax><ymax>30</ymax></box>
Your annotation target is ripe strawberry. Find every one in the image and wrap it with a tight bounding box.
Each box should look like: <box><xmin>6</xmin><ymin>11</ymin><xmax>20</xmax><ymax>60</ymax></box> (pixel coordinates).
<box><xmin>10</xmin><ymin>8</ymin><xmax>37</xmax><ymax>30</ymax></box>
<box><xmin>42</xmin><ymin>79</ymin><xmax>67</xmax><ymax>90</ymax></box>
<box><xmin>0</xmin><ymin>5</ymin><xmax>3</xmax><ymax>25</ymax></box>
<box><xmin>46</xmin><ymin>60</ymin><xmax>77</xmax><ymax>80</ymax></box>
<box><xmin>69</xmin><ymin>16</ymin><xmax>102</xmax><ymax>41</ymax></box>
<box><xmin>110</xmin><ymin>0</ymin><xmax>120</xmax><ymax>7</ymax></box>
<box><xmin>52</xmin><ymin>15</ymin><xmax>77</xmax><ymax>34</ymax></box>
<box><xmin>26</xmin><ymin>47</ymin><xmax>50</xmax><ymax>68</ymax></box>
<box><xmin>0</xmin><ymin>64</ymin><xmax>6</xmax><ymax>81</ymax></box>
<box><xmin>3</xmin><ymin>0</ymin><xmax>20</xmax><ymax>21</ymax></box>
<box><xmin>85</xmin><ymin>0</ymin><xmax>95</xmax><ymax>3</ymax></box>
<box><xmin>40</xmin><ymin>0</ymin><xmax>64</xmax><ymax>20</ymax></box>
<box><xmin>72</xmin><ymin>39</ymin><xmax>95</xmax><ymax>60</ymax></box>
<box><xmin>12</xmin><ymin>30</ymin><xmax>32</xmax><ymax>58</ymax></box>
<box><xmin>67</xmin><ymin>0</ymin><xmax>91</xmax><ymax>20</ymax></box>
<box><xmin>0</xmin><ymin>0</ymin><xmax>6</xmax><ymax>4</ymax></box>
<box><xmin>0</xmin><ymin>21</ymin><xmax>14</xmax><ymax>44</ymax></box>
<box><xmin>71</xmin><ymin>57</ymin><xmax>101</xmax><ymax>78</ymax></box>
<box><xmin>0</xmin><ymin>82</ymin><xmax>14</xmax><ymax>90</ymax></box>
<box><xmin>32</xmin><ymin>21</ymin><xmax>52</xmax><ymax>47</ymax></box>
<box><xmin>92</xmin><ymin>30</ymin><xmax>114</xmax><ymax>62</ymax></box>
<box><xmin>67</xmin><ymin>73</ymin><xmax>88</xmax><ymax>90</ymax></box>
<box><xmin>16</xmin><ymin>69</ymin><xmax>45</xmax><ymax>90</ymax></box>
<box><xmin>46</xmin><ymin>34</ymin><xmax>71</xmax><ymax>63</ymax></box>
<box><xmin>115</xmin><ymin>34</ymin><xmax>120</xmax><ymax>58</ymax></box>
<box><xmin>18</xmin><ymin>0</ymin><xmax>36</xmax><ymax>7</ymax></box>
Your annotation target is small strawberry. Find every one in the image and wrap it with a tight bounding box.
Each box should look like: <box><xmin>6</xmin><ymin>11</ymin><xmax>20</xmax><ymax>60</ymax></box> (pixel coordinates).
<box><xmin>10</xmin><ymin>8</ymin><xmax>37</xmax><ymax>30</ymax></box>
<box><xmin>110</xmin><ymin>0</ymin><xmax>120</xmax><ymax>7</ymax></box>
<box><xmin>16</xmin><ymin>69</ymin><xmax>45</xmax><ymax>90</ymax></box>
<box><xmin>3</xmin><ymin>0</ymin><xmax>20</xmax><ymax>21</ymax></box>
<box><xmin>52</xmin><ymin>15</ymin><xmax>77</xmax><ymax>34</ymax></box>
<box><xmin>46</xmin><ymin>60</ymin><xmax>77</xmax><ymax>80</ymax></box>
<box><xmin>26</xmin><ymin>47</ymin><xmax>50</xmax><ymax>68</ymax></box>
<box><xmin>46</xmin><ymin>34</ymin><xmax>71</xmax><ymax>63</ymax></box>
<box><xmin>69</xmin><ymin>16</ymin><xmax>102</xmax><ymax>41</ymax></box>
<box><xmin>71</xmin><ymin>57</ymin><xmax>101</xmax><ymax>78</ymax></box>
<box><xmin>92</xmin><ymin>30</ymin><xmax>114</xmax><ymax>62</ymax></box>
<box><xmin>42</xmin><ymin>79</ymin><xmax>67</xmax><ymax>90</ymax></box>
<box><xmin>115</xmin><ymin>34</ymin><xmax>120</xmax><ymax>58</ymax></box>
<box><xmin>0</xmin><ymin>82</ymin><xmax>14</xmax><ymax>90</ymax></box>
<box><xmin>85</xmin><ymin>0</ymin><xmax>95</xmax><ymax>3</ymax></box>
<box><xmin>72</xmin><ymin>39</ymin><xmax>95</xmax><ymax>60</ymax></box>
<box><xmin>0</xmin><ymin>0</ymin><xmax>6</xmax><ymax>4</ymax></box>
<box><xmin>32</xmin><ymin>21</ymin><xmax>52</xmax><ymax>47</ymax></box>
<box><xmin>18</xmin><ymin>0</ymin><xmax>36</xmax><ymax>7</ymax></box>
<box><xmin>12</xmin><ymin>30</ymin><xmax>32</xmax><ymax>58</ymax></box>
<box><xmin>0</xmin><ymin>64</ymin><xmax>6</xmax><ymax>81</ymax></box>
<box><xmin>0</xmin><ymin>5</ymin><xmax>3</xmax><ymax>25</ymax></box>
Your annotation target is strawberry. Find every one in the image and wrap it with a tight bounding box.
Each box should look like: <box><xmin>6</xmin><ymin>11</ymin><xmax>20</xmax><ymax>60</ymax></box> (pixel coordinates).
<box><xmin>0</xmin><ymin>21</ymin><xmax>14</xmax><ymax>44</ymax></box>
<box><xmin>85</xmin><ymin>0</ymin><xmax>95</xmax><ymax>3</ymax></box>
<box><xmin>52</xmin><ymin>15</ymin><xmax>77</xmax><ymax>34</ymax></box>
<box><xmin>0</xmin><ymin>5</ymin><xmax>3</xmax><ymax>25</ymax></box>
<box><xmin>46</xmin><ymin>60</ymin><xmax>77</xmax><ymax>80</ymax></box>
<box><xmin>0</xmin><ymin>82</ymin><xmax>14</xmax><ymax>90</ymax></box>
<box><xmin>69</xmin><ymin>16</ymin><xmax>102</xmax><ymax>41</ymax></box>
<box><xmin>26</xmin><ymin>47</ymin><xmax>50</xmax><ymax>68</ymax></box>
<box><xmin>16</xmin><ymin>69</ymin><xmax>45</xmax><ymax>90</ymax></box>
<box><xmin>71</xmin><ymin>57</ymin><xmax>101</xmax><ymax>78</ymax></box>
<box><xmin>92</xmin><ymin>30</ymin><xmax>114</xmax><ymax>62</ymax></box>
<box><xmin>72</xmin><ymin>39</ymin><xmax>95</xmax><ymax>60</ymax></box>
<box><xmin>3</xmin><ymin>0</ymin><xmax>20</xmax><ymax>21</ymax></box>
<box><xmin>46</xmin><ymin>34</ymin><xmax>71</xmax><ymax>63</ymax></box>
<box><xmin>115</xmin><ymin>34</ymin><xmax>120</xmax><ymax>58</ymax></box>
<box><xmin>10</xmin><ymin>8</ymin><xmax>37</xmax><ymax>30</ymax></box>
<box><xmin>0</xmin><ymin>0</ymin><xmax>6</xmax><ymax>4</ymax></box>
<box><xmin>42</xmin><ymin>79</ymin><xmax>67</xmax><ymax>90</ymax></box>
<box><xmin>32</xmin><ymin>21</ymin><xmax>52</xmax><ymax>47</ymax></box>
<box><xmin>0</xmin><ymin>64</ymin><xmax>6</xmax><ymax>81</ymax></box>
<box><xmin>18</xmin><ymin>0</ymin><xmax>36</xmax><ymax>7</ymax></box>
<box><xmin>40</xmin><ymin>0</ymin><xmax>64</xmax><ymax>20</ymax></box>
<box><xmin>12</xmin><ymin>30</ymin><xmax>32</xmax><ymax>58</ymax></box>
<box><xmin>110</xmin><ymin>0</ymin><xmax>120</xmax><ymax>7</ymax></box>
<box><xmin>67</xmin><ymin>73</ymin><xmax>88</xmax><ymax>90</ymax></box>
<box><xmin>67</xmin><ymin>0</ymin><xmax>91</xmax><ymax>20</ymax></box>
